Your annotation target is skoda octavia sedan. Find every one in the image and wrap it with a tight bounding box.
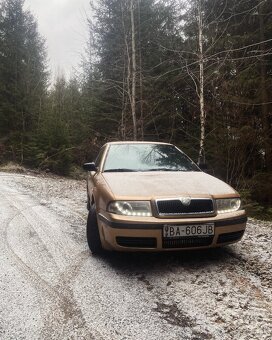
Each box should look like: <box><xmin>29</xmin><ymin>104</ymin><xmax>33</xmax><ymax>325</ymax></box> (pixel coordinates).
<box><xmin>83</xmin><ymin>142</ymin><xmax>247</xmax><ymax>253</ymax></box>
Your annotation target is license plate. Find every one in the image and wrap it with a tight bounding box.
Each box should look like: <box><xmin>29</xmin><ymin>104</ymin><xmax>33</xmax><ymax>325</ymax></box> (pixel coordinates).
<box><xmin>163</xmin><ymin>224</ymin><xmax>214</xmax><ymax>238</ymax></box>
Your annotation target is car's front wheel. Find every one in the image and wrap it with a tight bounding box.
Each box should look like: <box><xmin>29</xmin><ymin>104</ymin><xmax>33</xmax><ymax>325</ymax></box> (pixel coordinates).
<box><xmin>87</xmin><ymin>195</ymin><xmax>90</xmax><ymax>210</ymax></box>
<box><xmin>86</xmin><ymin>205</ymin><xmax>103</xmax><ymax>254</ymax></box>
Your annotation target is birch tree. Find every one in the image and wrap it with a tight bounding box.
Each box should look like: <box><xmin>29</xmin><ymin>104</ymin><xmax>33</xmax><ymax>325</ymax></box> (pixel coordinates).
<box><xmin>85</xmin><ymin>0</ymin><xmax>178</xmax><ymax>141</ymax></box>
<box><xmin>176</xmin><ymin>0</ymin><xmax>272</xmax><ymax>175</ymax></box>
<box><xmin>197</xmin><ymin>0</ymin><xmax>205</xmax><ymax>164</ymax></box>
<box><xmin>130</xmin><ymin>0</ymin><xmax>137</xmax><ymax>140</ymax></box>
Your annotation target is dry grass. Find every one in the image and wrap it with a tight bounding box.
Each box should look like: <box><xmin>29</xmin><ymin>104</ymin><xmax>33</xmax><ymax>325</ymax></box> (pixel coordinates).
<box><xmin>0</xmin><ymin>162</ymin><xmax>27</xmax><ymax>173</ymax></box>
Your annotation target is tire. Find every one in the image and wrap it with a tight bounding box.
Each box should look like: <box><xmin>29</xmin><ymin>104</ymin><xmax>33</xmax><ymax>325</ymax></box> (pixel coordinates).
<box><xmin>87</xmin><ymin>195</ymin><xmax>90</xmax><ymax>210</ymax></box>
<box><xmin>86</xmin><ymin>205</ymin><xmax>103</xmax><ymax>254</ymax></box>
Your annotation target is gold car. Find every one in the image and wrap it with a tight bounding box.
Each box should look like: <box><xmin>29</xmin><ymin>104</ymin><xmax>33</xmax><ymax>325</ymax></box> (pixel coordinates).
<box><xmin>83</xmin><ymin>142</ymin><xmax>247</xmax><ymax>253</ymax></box>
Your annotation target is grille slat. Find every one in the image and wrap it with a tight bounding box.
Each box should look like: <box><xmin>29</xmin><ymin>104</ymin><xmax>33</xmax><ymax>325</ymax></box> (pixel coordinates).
<box><xmin>156</xmin><ymin>198</ymin><xmax>214</xmax><ymax>216</ymax></box>
<box><xmin>163</xmin><ymin>236</ymin><xmax>213</xmax><ymax>248</ymax></box>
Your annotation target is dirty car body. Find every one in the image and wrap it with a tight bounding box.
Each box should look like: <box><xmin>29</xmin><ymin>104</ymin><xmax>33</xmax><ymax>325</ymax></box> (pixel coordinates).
<box><xmin>84</xmin><ymin>142</ymin><xmax>247</xmax><ymax>253</ymax></box>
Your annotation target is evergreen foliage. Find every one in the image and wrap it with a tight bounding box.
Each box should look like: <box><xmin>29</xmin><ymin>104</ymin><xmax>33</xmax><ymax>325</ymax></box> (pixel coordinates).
<box><xmin>0</xmin><ymin>0</ymin><xmax>47</xmax><ymax>163</ymax></box>
<box><xmin>0</xmin><ymin>0</ymin><xmax>271</xmax><ymax>217</ymax></box>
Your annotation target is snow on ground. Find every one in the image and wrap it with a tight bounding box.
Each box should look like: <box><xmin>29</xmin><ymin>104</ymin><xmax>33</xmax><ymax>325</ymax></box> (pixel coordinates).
<box><xmin>0</xmin><ymin>171</ymin><xmax>271</xmax><ymax>340</ymax></box>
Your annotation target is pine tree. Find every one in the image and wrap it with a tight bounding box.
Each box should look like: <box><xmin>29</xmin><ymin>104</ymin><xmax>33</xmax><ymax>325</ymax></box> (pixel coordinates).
<box><xmin>0</xmin><ymin>0</ymin><xmax>48</xmax><ymax>162</ymax></box>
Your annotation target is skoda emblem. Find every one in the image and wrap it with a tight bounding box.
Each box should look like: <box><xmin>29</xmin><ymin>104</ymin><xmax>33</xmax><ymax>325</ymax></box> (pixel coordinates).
<box><xmin>180</xmin><ymin>197</ymin><xmax>191</xmax><ymax>206</ymax></box>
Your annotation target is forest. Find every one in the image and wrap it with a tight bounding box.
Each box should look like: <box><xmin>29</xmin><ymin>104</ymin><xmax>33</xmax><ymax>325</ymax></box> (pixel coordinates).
<box><xmin>0</xmin><ymin>0</ymin><xmax>271</xmax><ymax>218</ymax></box>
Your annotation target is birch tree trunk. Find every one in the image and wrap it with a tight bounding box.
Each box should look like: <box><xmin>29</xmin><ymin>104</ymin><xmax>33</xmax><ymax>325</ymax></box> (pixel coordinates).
<box><xmin>121</xmin><ymin>2</ymin><xmax>129</xmax><ymax>140</ymax></box>
<box><xmin>130</xmin><ymin>0</ymin><xmax>137</xmax><ymax>140</ymax></box>
<box><xmin>197</xmin><ymin>0</ymin><xmax>205</xmax><ymax>165</ymax></box>
<box><xmin>137</xmin><ymin>0</ymin><xmax>144</xmax><ymax>140</ymax></box>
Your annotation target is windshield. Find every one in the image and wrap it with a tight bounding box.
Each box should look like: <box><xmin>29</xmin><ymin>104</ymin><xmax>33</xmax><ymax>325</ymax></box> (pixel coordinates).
<box><xmin>103</xmin><ymin>144</ymin><xmax>200</xmax><ymax>172</ymax></box>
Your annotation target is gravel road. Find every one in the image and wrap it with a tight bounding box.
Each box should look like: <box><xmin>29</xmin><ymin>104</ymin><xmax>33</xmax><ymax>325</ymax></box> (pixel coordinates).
<box><xmin>0</xmin><ymin>172</ymin><xmax>271</xmax><ymax>340</ymax></box>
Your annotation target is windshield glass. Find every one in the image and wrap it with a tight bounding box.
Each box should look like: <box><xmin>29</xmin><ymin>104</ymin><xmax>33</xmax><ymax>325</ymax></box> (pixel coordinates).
<box><xmin>103</xmin><ymin>144</ymin><xmax>200</xmax><ymax>172</ymax></box>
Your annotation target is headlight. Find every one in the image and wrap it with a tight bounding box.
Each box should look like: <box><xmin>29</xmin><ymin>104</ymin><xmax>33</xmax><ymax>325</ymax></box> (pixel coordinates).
<box><xmin>216</xmin><ymin>198</ymin><xmax>241</xmax><ymax>213</ymax></box>
<box><xmin>107</xmin><ymin>201</ymin><xmax>152</xmax><ymax>217</ymax></box>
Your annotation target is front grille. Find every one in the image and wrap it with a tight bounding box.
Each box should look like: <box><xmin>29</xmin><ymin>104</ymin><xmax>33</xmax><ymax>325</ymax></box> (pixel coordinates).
<box><xmin>163</xmin><ymin>236</ymin><xmax>213</xmax><ymax>249</ymax></box>
<box><xmin>217</xmin><ymin>230</ymin><xmax>245</xmax><ymax>244</ymax></box>
<box><xmin>116</xmin><ymin>237</ymin><xmax>157</xmax><ymax>248</ymax></box>
<box><xmin>156</xmin><ymin>198</ymin><xmax>214</xmax><ymax>216</ymax></box>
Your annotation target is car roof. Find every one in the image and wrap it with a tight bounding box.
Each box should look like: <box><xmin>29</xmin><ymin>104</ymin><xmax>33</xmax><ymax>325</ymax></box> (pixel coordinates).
<box><xmin>104</xmin><ymin>141</ymin><xmax>173</xmax><ymax>147</ymax></box>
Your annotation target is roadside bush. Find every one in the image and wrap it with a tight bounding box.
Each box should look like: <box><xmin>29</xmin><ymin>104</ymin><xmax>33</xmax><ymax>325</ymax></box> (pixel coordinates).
<box><xmin>240</xmin><ymin>172</ymin><xmax>272</xmax><ymax>221</ymax></box>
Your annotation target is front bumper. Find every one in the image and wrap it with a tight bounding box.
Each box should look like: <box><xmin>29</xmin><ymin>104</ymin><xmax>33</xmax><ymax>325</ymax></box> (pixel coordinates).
<box><xmin>97</xmin><ymin>211</ymin><xmax>247</xmax><ymax>251</ymax></box>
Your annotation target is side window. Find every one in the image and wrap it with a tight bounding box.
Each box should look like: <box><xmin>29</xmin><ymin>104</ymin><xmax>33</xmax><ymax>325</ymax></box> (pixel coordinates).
<box><xmin>95</xmin><ymin>146</ymin><xmax>106</xmax><ymax>168</ymax></box>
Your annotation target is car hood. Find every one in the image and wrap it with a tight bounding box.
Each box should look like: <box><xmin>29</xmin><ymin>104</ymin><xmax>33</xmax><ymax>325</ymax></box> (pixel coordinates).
<box><xmin>102</xmin><ymin>171</ymin><xmax>237</xmax><ymax>199</ymax></box>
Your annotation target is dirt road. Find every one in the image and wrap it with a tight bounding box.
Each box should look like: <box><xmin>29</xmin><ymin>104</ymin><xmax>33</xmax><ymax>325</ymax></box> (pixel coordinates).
<box><xmin>0</xmin><ymin>172</ymin><xmax>271</xmax><ymax>340</ymax></box>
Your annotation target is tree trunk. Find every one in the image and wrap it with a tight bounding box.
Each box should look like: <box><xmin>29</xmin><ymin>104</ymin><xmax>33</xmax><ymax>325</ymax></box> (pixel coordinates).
<box><xmin>130</xmin><ymin>0</ymin><xmax>137</xmax><ymax>140</ymax></box>
<box><xmin>259</xmin><ymin>0</ymin><xmax>271</xmax><ymax>170</ymax></box>
<box><xmin>121</xmin><ymin>2</ymin><xmax>130</xmax><ymax>140</ymax></box>
<box><xmin>121</xmin><ymin>60</ymin><xmax>127</xmax><ymax>140</ymax></box>
<box><xmin>137</xmin><ymin>0</ymin><xmax>144</xmax><ymax>140</ymax></box>
<box><xmin>198</xmin><ymin>0</ymin><xmax>205</xmax><ymax>165</ymax></box>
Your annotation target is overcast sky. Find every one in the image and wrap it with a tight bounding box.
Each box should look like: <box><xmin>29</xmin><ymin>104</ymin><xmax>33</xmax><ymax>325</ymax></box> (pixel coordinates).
<box><xmin>24</xmin><ymin>0</ymin><xmax>91</xmax><ymax>82</ymax></box>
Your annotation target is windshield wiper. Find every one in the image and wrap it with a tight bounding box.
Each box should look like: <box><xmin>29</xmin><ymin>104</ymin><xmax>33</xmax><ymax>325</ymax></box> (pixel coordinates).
<box><xmin>104</xmin><ymin>168</ymin><xmax>138</xmax><ymax>172</ymax></box>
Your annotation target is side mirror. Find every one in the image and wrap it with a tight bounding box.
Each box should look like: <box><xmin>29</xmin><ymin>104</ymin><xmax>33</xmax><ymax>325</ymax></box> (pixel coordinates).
<box><xmin>83</xmin><ymin>162</ymin><xmax>97</xmax><ymax>172</ymax></box>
